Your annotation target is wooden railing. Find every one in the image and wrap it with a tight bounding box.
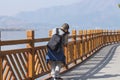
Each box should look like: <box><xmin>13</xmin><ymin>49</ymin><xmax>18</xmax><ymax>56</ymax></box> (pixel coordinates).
<box><xmin>0</xmin><ymin>29</ymin><xmax>120</xmax><ymax>80</ymax></box>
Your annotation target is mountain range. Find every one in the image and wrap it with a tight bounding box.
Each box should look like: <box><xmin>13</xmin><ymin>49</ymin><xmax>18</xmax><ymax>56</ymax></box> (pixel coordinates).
<box><xmin>0</xmin><ymin>0</ymin><xmax>120</xmax><ymax>30</ymax></box>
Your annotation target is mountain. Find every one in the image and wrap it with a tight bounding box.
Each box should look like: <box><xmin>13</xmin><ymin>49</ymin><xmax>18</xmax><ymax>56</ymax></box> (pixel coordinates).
<box><xmin>0</xmin><ymin>16</ymin><xmax>27</xmax><ymax>29</ymax></box>
<box><xmin>0</xmin><ymin>0</ymin><xmax>120</xmax><ymax>30</ymax></box>
<box><xmin>15</xmin><ymin>0</ymin><xmax>120</xmax><ymax>29</ymax></box>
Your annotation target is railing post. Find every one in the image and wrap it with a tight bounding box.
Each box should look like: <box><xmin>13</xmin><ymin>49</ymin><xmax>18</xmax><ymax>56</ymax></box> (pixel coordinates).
<box><xmin>49</xmin><ymin>30</ymin><xmax>52</xmax><ymax>37</ymax></box>
<box><xmin>89</xmin><ymin>30</ymin><xmax>93</xmax><ymax>53</ymax></box>
<box><xmin>101</xmin><ymin>30</ymin><xmax>103</xmax><ymax>46</ymax></box>
<box><xmin>0</xmin><ymin>34</ymin><xmax>3</xmax><ymax>80</ymax></box>
<box><xmin>87</xmin><ymin>30</ymin><xmax>91</xmax><ymax>54</ymax></box>
<box><xmin>103</xmin><ymin>30</ymin><xmax>107</xmax><ymax>45</ymax></box>
<box><xmin>0</xmin><ymin>57</ymin><xmax>2</xmax><ymax>80</ymax></box>
<box><xmin>72</xmin><ymin>30</ymin><xmax>77</xmax><ymax>63</ymax></box>
<box><xmin>93</xmin><ymin>30</ymin><xmax>96</xmax><ymax>51</ymax></box>
<box><xmin>83</xmin><ymin>30</ymin><xmax>87</xmax><ymax>57</ymax></box>
<box><xmin>117</xmin><ymin>30</ymin><xmax>119</xmax><ymax>42</ymax></box>
<box><xmin>79</xmin><ymin>30</ymin><xmax>83</xmax><ymax>60</ymax></box>
<box><xmin>119</xmin><ymin>30</ymin><xmax>120</xmax><ymax>41</ymax></box>
<box><xmin>109</xmin><ymin>30</ymin><xmax>112</xmax><ymax>43</ymax></box>
<box><xmin>115</xmin><ymin>30</ymin><xmax>117</xmax><ymax>43</ymax></box>
<box><xmin>91</xmin><ymin>30</ymin><xmax>94</xmax><ymax>52</ymax></box>
<box><xmin>27</xmin><ymin>30</ymin><xmax>35</xmax><ymax>79</ymax></box>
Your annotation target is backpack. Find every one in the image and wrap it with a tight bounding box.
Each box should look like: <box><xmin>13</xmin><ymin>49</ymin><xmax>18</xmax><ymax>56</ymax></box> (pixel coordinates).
<box><xmin>47</xmin><ymin>28</ymin><xmax>61</xmax><ymax>51</ymax></box>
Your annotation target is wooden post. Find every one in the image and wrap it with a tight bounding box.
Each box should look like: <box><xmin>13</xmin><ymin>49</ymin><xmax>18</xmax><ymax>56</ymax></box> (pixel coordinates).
<box><xmin>103</xmin><ymin>30</ymin><xmax>105</xmax><ymax>45</ymax></box>
<box><xmin>113</xmin><ymin>30</ymin><xmax>116</xmax><ymax>43</ymax></box>
<box><xmin>63</xmin><ymin>31</ymin><xmax>69</xmax><ymax>68</ymax></box>
<box><xmin>118</xmin><ymin>30</ymin><xmax>120</xmax><ymax>41</ymax></box>
<box><xmin>83</xmin><ymin>30</ymin><xmax>87</xmax><ymax>57</ymax></box>
<box><xmin>107</xmin><ymin>30</ymin><xmax>110</xmax><ymax>44</ymax></box>
<box><xmin>64</xmin><ymin>43</ymin><xmax>68</xmax><ymax>69</ymax></box>
<box><xmin>106</xmin><ymin>30</ymin><xmax>109</xmax><ymax>44</ymax></box>
<box><xmin>86</xmin><ymin>30</ymin><xmax>89</xmax><ymax>55</ymax></box>
<box><xmin>72</xmin><ymin>30</ymin><xmax>77</xmax><ymax>63</ymax></box>
<box><xmin>115</xmin><ymin>30</ymin><xmax>117</xmax><ymax>43</ymax></box>
<box><xmin>89</xmin><ymin>30</ymin><xmax>92</xmax><ymax>53</ymax></box>
<box><xmin>0</xmin><ymin>57</ymin><xmax>2</xmax><ymax>80</ymax></box>
<box><xmin>95</xmin><ymin>30</ymin><xmax>98</xmax><ymax>50</ymax></box>
<box><xmin>49</xmin><ymin>30</ymin><xmax>52</xmax><ymax>37</ymax></box>
<box><xmin>93</xmin><ymin>30</ymin><xmax>96</xmax><ymax>51</ymax></box>
<box><xmin>100</xmin><ymin>30</ymin><xmax>103</xmax><ymax>46</ymax></box>
<box><xmin>87</xmin><ymin>30</ymin><xmax>91</xmax><ymax>54</ymax></box>
<box><xmin>0</xmin><ymin>33</ymin><xmax>2</xmax><ymax>80</ymax></box>
<box><xmin>98</xmin><ymin>30</ymin><xmax>100</xmax><ymax>47</ymax></box>
<box><xmin>85</xmin><ymin>30</ymin><xmax>88</xmax><ymax>56</ymax></box>
<box><xmin>101</xmin><ymin>30</ymin><xmax>103</xmax><ymax>46</ymax></box>
<box><xmin>27</xmin><ymin>30</ymin><xmax>35</xmax><ymax>79</ymax></box>
<box><xmin>79</xmin><ymin>30</ymin><xmax>83</xmax><ymax>60</ymax></box>
<box><xmin>117</xmin><ymin>30</ymin><xmax>119</xmax><ymax>42</ymax></box>
<box><xmin>91</xmin><ymin>30</ymin><xmax>94</xmax><ymax>52</ymax></box>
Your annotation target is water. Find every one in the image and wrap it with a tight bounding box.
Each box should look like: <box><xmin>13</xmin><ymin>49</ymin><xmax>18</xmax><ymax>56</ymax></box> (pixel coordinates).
<box><xmin>0</xmin><ymin>25</ymin><xmax>76</xmax><ymax>50</ymax></box>
<box><xmin>0</xmin><ymin>27</ymin><xmax>50</xmax><ymax>50</ymax></box>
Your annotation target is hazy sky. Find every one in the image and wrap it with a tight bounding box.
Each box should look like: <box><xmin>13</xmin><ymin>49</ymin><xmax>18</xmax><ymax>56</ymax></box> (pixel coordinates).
<box><xmin>0</xmin><ymin>0</ymin><xmax>82</xmax><ymax>16</ymax></box>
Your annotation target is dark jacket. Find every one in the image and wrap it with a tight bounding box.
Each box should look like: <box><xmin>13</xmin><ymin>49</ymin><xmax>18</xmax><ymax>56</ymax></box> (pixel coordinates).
<box><xmin>46</xmin><ymin>28</ymin><xmax>68</xmax><ymax>64</ymax></box>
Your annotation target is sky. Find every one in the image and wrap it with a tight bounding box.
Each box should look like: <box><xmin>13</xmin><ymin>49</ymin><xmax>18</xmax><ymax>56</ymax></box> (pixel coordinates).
<box><xmin>0</xmin><ymin>0</ymin><xmax>82</xmax><ymax>16</ymax></box>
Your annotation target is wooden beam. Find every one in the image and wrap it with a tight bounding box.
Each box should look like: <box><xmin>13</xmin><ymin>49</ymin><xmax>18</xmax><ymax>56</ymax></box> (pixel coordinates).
<box><xmin>26</xmin><ymin>30</ymin><xmax>35</xmax><ymax>79</ymax></box>
<box><xmin>0</xmin><ymin>57</ymin><xmax>2</xmax><ymax>80</ymax></box>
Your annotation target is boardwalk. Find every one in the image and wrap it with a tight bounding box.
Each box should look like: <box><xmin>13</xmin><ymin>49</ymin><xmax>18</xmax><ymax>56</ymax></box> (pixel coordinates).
<box><xmin>1</xmin><ymin>30</ymin><xmax>120</xmax><ymax>80</ymax></box>
<box><xmin>61</xmin><ymin>43</ymin><xmax>120</xmax><ymax>80</ymax></box>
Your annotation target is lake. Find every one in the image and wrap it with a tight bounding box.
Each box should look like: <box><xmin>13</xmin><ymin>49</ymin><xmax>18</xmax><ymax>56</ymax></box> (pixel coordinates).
<box><xmin>0</xmin><ymin>27</ymin><xmax>51</xmax><ymax>50</ymax></box>
<box><xmin>0</xmin><ymin>26</ymin><xmax>76</xmax><ymax>50</ymax></box>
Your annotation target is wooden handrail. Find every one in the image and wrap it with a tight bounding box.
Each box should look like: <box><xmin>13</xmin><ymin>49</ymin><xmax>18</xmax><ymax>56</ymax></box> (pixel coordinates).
<box><xmin>0</xmin><ymin>29</ymin><xmax>120</xmax><ymax>80</ymax></box>
<box><xmin>0</xmin><ymin>39</ymin><xmax>30</xmax><ymax>46</ymax></box>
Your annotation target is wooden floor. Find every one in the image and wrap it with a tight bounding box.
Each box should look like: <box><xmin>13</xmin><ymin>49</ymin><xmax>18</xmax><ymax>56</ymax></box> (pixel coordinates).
<box><xmin>60</xmin><ymin>43</ymin><xmax>120</xmax><ymax>80</ymax></box>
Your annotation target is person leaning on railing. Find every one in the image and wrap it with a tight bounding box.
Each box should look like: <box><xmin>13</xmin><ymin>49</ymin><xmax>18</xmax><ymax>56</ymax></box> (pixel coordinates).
<box><xmin>46</xmin><ymin>23</ymin><xmax>70</xmax><ymax>80</ymax></box>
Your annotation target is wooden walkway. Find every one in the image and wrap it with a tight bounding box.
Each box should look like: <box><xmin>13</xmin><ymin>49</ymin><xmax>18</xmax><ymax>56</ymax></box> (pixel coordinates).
<box><xmin>1</xmin><ymin>30</ymin><xmax>120</xmax><ymax>80</ymax></box>
<box><xmin>60</xmin><ymin>43</ymin><xmax>120</xmax><ymax>80</ymax></box>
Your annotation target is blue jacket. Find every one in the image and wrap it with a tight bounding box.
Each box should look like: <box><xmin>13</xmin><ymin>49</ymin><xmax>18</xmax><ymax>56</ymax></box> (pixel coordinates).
<box><xmin>46</xmin><ymin>47</ymin><xmax>66</xmax><ymax>64</ymax></box>
<box><xmin>46</xmin><ymin>28</ymin><xmax>68</xmax><ymax>64</ymax></box>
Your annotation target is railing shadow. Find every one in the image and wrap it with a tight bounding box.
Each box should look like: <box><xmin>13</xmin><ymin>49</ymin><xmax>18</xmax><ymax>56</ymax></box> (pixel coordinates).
<box><xmin>62</xmin><ymin>43</ymin><xmax>120</xmax><ymax>80</ymax></box>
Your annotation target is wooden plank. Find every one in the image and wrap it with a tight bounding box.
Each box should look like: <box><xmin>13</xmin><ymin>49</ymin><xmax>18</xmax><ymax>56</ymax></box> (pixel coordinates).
<box><xmin>7</xmin><ymin>71</ymin><xmax>12</xmax><ymax>80</ymax></box>
<box><xmin>37</xmin><ymin>50</ymin><xmax>45</xmax><ymax>72</ymax></box>
<box><xmin>26</xmin><ymin>30</ymin><xmax>35</xmax><ymax>78</ymax></box>
<box><xmin>13</xmin><ymin>54</ymin><xmax>26</xmax><ymax>79</ymax></box>
<box><xmin>68</xmin><ymin>35</ymin><xmax>75</xmax><ymax>39</ymax></box>
<box><xmin>7</xmin><ymin>55</ymin><xmax>22</xmax><ymax>80</ymax></box>
<box><xmin>17</xmin><ymin>53</ymin><xmax>27</xmax><ymax>74</ymax></box>
<box><xmin>34</xmin><ymin>54</ymin><xmax>38</xmax><ymax>65</ymax></box>
<box><xmin>35</xmin><ymin>46</ymin><xmax>47</xmax><ymax>50</ymax></box>
<box><xmin>64</xmin><ymin>45</ymin><xmax>68</xmax><ymax>64</ymax></box>
<box><xmin>5</xmin><ymin>57</ymin><xmax>17</xmax><ymax>80</ymax></box>
<box><xmin>35</xmin><ymin>58</ymin><xmax>39</xmax><ymax>72</ymax></box>
<box><xmin>22</xmin><ymin>52</ymin><xmax>28</xmax><ymax>64</ymax></box>
<box><xmin>3</xmin><ymin>60</ymin><xmax>7</xmax><ymax>71</ymax></box>
<box><xmin>20</xmin><ymin>53</ymin><xmax>28</xmax><ymax>69</ymax></box>
<box><xmin>0</xmin><ymin>57</ymin><xmax>2</xmax><ymax>80</ymax></box>
<box><xmin>41</xmin><ymin>49</ymin><xmax>49</xmax><ymax>71</ymax></box>
<box><xmin>34</xmin><ymin>38</ymin><xmax>50</xmax><ymax>42</ymax></box>
<box><xmin>79</xmin><ymin>30</ymin><xmax>83</xmax><ymax>58</ymax></box>
<box><xmin>1</xmin><ymin>48</ymin><xmax>31</xmax><ymax>56</ymax></box>
<box><xmin>3</xmin><ymin>65</ymin><xmax>10</xmax><ymax>80</ymax></box>
<box><xmin>72</xmin><ymin>30</ymin><xmax>77</xmax><ymax>62</ymax></box>
<box><xmin>1</xmin><ymin>39</ymin><xmax>30</xmax><ymax>46</ymax></box>
<box><xmin>36</xmin><ymin>64</ymin><xmax>40</xmax><ymax>75</ymax></box>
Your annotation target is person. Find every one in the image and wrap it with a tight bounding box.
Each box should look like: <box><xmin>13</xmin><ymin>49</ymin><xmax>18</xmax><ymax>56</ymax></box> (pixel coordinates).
<box><xmin>46</xmin><ymin>23</ymin><xmax>70</xmax><ymax>80</ymax></box>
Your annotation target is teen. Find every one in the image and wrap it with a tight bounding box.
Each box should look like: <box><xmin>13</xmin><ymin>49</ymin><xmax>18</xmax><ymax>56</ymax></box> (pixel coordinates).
<box><xmin>46</xmin><ymin>23</ymin><xmax>70</xmax><ymax>80</ymax></box>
